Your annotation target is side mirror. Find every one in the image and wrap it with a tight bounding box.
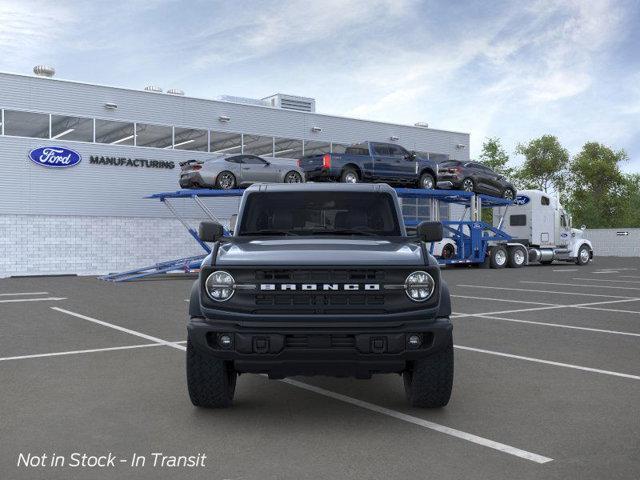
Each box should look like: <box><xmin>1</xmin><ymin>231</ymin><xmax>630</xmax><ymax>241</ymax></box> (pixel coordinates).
<box><xmin>198</xmin><ymin>221</ymin><xmax>225</xmax><ymax>242</ymax></box>
<box><xmin>417</xmin><ymin>221</ymin><xmax>443</xmax><ymax>242</ymax></box>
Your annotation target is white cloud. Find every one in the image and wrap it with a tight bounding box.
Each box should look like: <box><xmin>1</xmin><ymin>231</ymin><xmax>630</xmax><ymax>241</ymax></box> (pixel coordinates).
<box><xmin>0</xmin><ymin>1</ymin><xmax>75</xmax><ymax>67</ymax></box>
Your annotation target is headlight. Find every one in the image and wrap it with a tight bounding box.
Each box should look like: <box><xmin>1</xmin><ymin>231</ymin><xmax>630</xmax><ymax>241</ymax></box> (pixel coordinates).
<box><xmin>405</xmin><ymin>271</ymin><xmax>435</xmax><ymax>302</ymax></box>
<box><xmin>205</xmin><ymin>271</ymin><xmax>235</xmax><ymax>302</ymax></box>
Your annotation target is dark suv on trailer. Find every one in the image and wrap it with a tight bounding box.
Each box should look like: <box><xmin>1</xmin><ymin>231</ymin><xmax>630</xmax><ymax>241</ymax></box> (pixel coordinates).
<box><xmin>186</xmin><ymin>183</ymin><xmax>453</xmax><ymax>408</ymax></box>
<box><xmin>437</xmin><ymin>160</ymin><xmax>516</xmax><ymax>199</ymax></box>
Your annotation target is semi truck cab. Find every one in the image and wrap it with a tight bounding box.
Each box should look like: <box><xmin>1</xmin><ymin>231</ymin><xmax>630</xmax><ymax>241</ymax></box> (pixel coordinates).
<box><xmin>497</xmin><ymin>189</ymin><xmax>593</xmax><ymax>265</ymax></box>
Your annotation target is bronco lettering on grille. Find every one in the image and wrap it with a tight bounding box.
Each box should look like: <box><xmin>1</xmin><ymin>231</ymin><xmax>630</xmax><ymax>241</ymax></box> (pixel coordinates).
<box><xmin>260</xmin><ymin>284</ymin><xmax>380</xmax><ymax>291</ymax></box>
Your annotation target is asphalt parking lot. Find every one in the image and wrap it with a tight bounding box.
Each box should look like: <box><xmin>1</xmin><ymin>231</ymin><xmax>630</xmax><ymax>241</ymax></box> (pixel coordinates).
<box><xmin>2</xmin><ymin>257</ymin><xmax>640</xmax><ymax>480</ymax></box>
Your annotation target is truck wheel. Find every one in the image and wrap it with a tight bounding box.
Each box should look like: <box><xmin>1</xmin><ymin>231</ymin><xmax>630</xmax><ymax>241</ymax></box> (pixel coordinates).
<box><xmin>576</xmin><ymin>245</ymin><xmax>591</xmax><ymax>265</ymax></box>
<box><xmin>186</xmin><ymin>338</ymin><xmax>237</xmax><ymax>408</ymax></box>
<box><xmin>507</xmin><ymin>246</ymin><xmax>526</xmax><ymax>268</ymax></box>
<box><xmin>419</xmin><ymin>172</ymin><xmax>435</xmax><ymax>189</ymax></box>
<box><xmin>340</xmin><ymin>168</ymin><xmax>359</xmax><ymax>184</ymax></box>
<box><xmin>403</xmin><ymin>336</ymin><xmax>453</xmax><ymax>408</ymax></box>
<box><xmin>489</xmin><ymin>245</ymin><xmax>508</xmax><ymax>268</ymax></box>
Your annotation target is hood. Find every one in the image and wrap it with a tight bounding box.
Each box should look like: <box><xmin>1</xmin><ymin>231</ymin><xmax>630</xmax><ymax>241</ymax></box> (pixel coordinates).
<box><xmin>571</xmin><ymin>227</ymin><xmax>585</xmax><ymax>239</ymax></box>
<box><xmin>216</xmin><ymin>238</ymin><xmax>425</xmax><ymax>266</ymax></box>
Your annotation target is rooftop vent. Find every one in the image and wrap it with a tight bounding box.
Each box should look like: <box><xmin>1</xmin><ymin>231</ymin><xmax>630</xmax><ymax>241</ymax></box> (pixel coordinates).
<box><xmin>33</xmin><ymin>65</ymin><xmax>55</xmax><ymax>78</ymax></box>
<box><xmin>262</xmin><ymin>93</ymin><xmax>316</xmax><ymax>113</ymax></box>
<box><xmin>414</xmin><ymin>122</ymin><xmax>429</xmax><ymax>128</ymax></box>
<box><xmin>167</xmin><ymin>88</ymin><xmax>185</xmax><ymax>96</ymax></box>
<box><xmin>144</xmin><ymin>85</ymin><xmax>163</xmax><ymax>93</ymax></box>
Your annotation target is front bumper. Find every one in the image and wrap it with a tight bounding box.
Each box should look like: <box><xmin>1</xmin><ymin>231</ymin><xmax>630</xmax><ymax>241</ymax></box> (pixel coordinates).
<box><xmin>188</xmin><ymin>316</ymin><xmax>452</xmax><ymax>378</ymax></box>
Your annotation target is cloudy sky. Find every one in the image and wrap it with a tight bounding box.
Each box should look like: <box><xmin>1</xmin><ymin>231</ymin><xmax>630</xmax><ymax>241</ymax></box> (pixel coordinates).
<box><xmin>1</xmin><ymin>0</ymin><xmax>639</xmax><ymax>171</ymax></box>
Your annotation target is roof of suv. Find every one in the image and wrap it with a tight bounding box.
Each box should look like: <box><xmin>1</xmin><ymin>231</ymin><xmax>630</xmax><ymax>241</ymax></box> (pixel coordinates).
<box><xmin>244</xmin><ymin>183</ymin><xmax>397</xmax><ymax>194</ymax></box>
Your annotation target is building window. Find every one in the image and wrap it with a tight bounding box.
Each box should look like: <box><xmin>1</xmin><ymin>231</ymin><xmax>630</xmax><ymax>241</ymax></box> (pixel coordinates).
<box><xmin>50</xmin><ymin>114</ymin><xmax>94</xmax><ymax>142</ymax></box>
<box><xmin>303</xmin><ymin>140</ymin><xmax>330</xmax><ymax>156</ymax></box>
<box><xmin>273</xmin><ymin>137</ymin><xmax>303</xmax><ymax>159</ymax></box>
<box><xmin>3</xmin><ymin>110</ymin><xmax>50</xmax><ymax>139</ymax></box>
<box><xmin>135</xmin><ymin>123</ymin><xmax>173</xmax><ymax>148</ymax></box>
<box><xmin>95</xmin><ymin>119</ymin><xmax>135</xmax><ymax>145</ymax></box>
<box><xmin>210</xmin><ymin>131</ymin><xmax>242</xmax><ymax>154</ymax></box>
<box><xmin>173</xmin><ymin>127</ymin><xmax>208</xmax><ymax>151</ymax></box>
<box><xmin>331</xmin><ymin>143</ymin><xmax>349</xmax><ymax>154</ymax></box>
<box><xmin>243</xmin><ymin>134</ymin><xmax>274</xmax><ymax>156</ymax></box>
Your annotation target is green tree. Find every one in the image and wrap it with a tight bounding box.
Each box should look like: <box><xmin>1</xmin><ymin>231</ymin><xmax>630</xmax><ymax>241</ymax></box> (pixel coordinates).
<box><xmin>619</xmin><ymin>174</ymin><xmax>640</xmax><ymax>227</ymax></box>
<box><xmin>566</xmin><ymin>142</ymin><xmax>628</xmax><ymax>228</ymax></box>
<box><xmin>515</xmin><ymin>135</ymin><xmax>569</xmax><ymax>193</ymax></box>
<box><xmin>479</xmin><ymin>137</ymin><xmax>514</xmax><ymax>177</ymax></box>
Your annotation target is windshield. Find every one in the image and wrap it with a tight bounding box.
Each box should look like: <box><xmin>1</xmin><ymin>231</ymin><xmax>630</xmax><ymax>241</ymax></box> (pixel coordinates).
<box><xmin>237</xmin><ymin>192</ymin><xmax>401</xmax><ymax>236</ymax></box>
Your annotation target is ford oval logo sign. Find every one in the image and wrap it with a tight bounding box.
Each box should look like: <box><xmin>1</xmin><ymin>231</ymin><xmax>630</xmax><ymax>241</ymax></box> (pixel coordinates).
<box><xmin>514</xmin><ymin>195</ymin><xmax>530</xmax><ymax>205</ymax></box>
<box><xmin>28</xmin><ymin>146</ymin><xmax>82</xmax><ymax>168</ymax></box>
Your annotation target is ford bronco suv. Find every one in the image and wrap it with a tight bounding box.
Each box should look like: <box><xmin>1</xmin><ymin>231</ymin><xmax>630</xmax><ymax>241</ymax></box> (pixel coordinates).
<box><xmin>186</xmin><ymin>183</ymin><xmax>453</xmax><ymax>408</ymax></box>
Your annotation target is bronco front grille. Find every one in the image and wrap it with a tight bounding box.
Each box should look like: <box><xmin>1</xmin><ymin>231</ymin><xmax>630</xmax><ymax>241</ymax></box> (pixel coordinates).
<box><xmin>202</xmin><ymin>266</ymin><xmax>440</xmax><ymax>315</ymax></box>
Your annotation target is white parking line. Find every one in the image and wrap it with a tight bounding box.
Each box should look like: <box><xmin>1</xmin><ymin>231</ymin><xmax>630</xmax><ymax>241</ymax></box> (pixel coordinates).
<box><xmin>0</xmin><ymin>297</ymin><xmax>67</xmax><ymax>304</ymax></box>
<box><xmin>282</xmin><ymin>378</ymin><xmax>553</xmax><ymax>464</ymax></box>
<box><xmin>452</xmin><ymin>298</ymin><xmax>640</xmax><ymax>319</ymax></box>
<box><xmin>455</xmin><ymin>314</ymin><xmax>640</xmax><ymax>338</ymax></box>
<box><xmin>49</xmin><ymin>307</ymin><xmax>553</xmax><ymax>464</ymax></box>
<box><xmin>451</xmin><ymin>295</ymin><xmax>557</xmax><ymax>306</ymax></box>
<box><xmin>51</xmin><ymin>307</ymin><xmax>187</xmax><ymax>351</ymax></box>
<box><xmin>0</xmin><ymin>292</ymin><xmax>49</xmax><ymax>296</ymax></box>
<box><xmin>572</xmin><ymin>278</ymin><xmax>640</xmax><ymax>284</ymax></box>
<box><xmin>577</xmin><ymin>305</ymin><xmax>640</xmax><ymax>315</ymax></box>
<box><xmin>521</xmin><ymin>281</ymin><xmax>640</xmax><ymax>291</ymax></box>
<box><xmin>0</xmin><ymin>341</ymin><xmax>187</xmax><ymax>363</ymax></box>
<box><xmin>455</xmin><ymin>345</ymin><xmax>640</xmax><ymax>381</ymax></box>
<box><xmin>552</xmin><ymin>269</ymin><xmax>578</xmax><ymax>272</ymax></box>
<box><xmin>455</xmin><ymin>284</ymin><xmax>637</xmax><ymax>299</ymax></box>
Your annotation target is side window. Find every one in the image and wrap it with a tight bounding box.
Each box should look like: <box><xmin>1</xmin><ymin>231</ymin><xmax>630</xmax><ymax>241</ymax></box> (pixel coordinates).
<box><xmin>243</xmin><ymin>156</ymin><xmax>267</xmax><ymax>165</ymax></box>
<box><xmin>541</xmin><ymin>196</ymin><xmax>550</xmax><ymax>206</ymax></box>
<box><xmin>373</xmin><ymin>144</ymin><xmax>390</xmax><ymax>156</ymax></box>
<box><xmin>560</xmin><ymin>215</ymin><xmax>567</xmax><ymax>228</ymax></box>
<box><xmin>387</xmin><ymin>145</ymin><xmax>406</xmax><ymax>157</ymax></box>
<box><xmin>510</xmin><ymin>215</ymin><xmax>527</xmax><ymax>226</ymax></box>
<box><xmin>225</xmin><ymin>156</ymin><xmax>243</xmax><ymax>163</ymax></box>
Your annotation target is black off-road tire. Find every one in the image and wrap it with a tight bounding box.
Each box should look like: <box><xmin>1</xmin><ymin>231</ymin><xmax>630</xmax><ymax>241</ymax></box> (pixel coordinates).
<box><xmin>403</xmin><ymin>336</ymin><xmax>454</xmax><ymax>408</ymax></box>
<box><xmin>187</xmin><ymin>338</ymin><xmax>237</xmax><ymax>408</ymax></box>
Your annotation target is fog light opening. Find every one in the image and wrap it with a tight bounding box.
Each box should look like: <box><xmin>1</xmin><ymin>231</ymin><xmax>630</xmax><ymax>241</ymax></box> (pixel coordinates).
<box><xmin>218</xmin><ymin>334</ymin><xmax>233</xmax><ymax>349</ymax></box>
<box><xmin>408</xmin><ymin>334</ymin><xmax>422</xmax><ymax>348</ymax></box>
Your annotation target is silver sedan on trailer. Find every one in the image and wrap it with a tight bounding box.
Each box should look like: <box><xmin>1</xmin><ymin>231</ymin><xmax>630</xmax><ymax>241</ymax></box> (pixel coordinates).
<box><xmin>179</xmin><ymin>154</ymin><xmax>305</xmax><ymax>190</ymax></box>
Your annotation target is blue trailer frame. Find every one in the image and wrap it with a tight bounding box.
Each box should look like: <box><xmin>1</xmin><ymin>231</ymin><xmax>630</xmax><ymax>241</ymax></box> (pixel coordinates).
<box><xmin>100</xmin><ymin>187</ymin><xmax>513</xmax><ymax>281</ymax></box>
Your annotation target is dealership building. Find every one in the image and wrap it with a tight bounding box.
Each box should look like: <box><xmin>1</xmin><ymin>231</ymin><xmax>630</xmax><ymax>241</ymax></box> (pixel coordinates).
<box><xmin>0</xmin><ymin>68</ymin><xmax>470</xmax><ymax>277</ymax></box>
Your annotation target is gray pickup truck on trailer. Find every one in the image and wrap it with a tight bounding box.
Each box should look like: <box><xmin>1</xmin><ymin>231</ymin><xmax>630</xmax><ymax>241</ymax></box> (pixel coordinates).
<box><xmin>187</xmin><ymin>183</ymin><xmax>453</xmax><ymax>408</ymax></box>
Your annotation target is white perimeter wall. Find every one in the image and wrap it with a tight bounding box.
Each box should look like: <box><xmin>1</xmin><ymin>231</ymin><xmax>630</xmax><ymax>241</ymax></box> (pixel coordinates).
<box><xmin>583</xmin><ymin>229</ymin><xmax>640</xmax><ymax>257</ymax></box>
